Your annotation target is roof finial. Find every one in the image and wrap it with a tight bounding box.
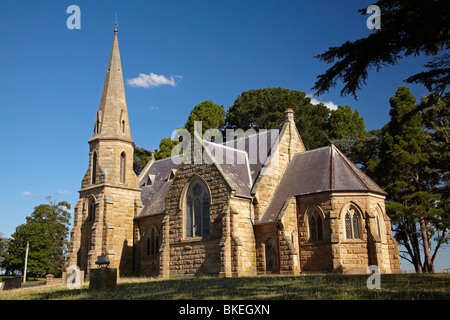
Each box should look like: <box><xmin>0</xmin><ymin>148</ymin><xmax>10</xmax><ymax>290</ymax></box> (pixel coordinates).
<box><xmin>114</xmin><ymin>12</ymin><xmax>118</xmax><ymax>31</ymax></box>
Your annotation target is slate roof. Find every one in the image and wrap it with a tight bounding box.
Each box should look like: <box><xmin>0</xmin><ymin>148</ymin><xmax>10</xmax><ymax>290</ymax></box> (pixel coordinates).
<box><xmin>204</xmin><ymin>140</ymin><xmax>252</xmax><ymax>197</ymax></box>
<box><xmin>223</xmin><ymin>129</ymin><xmax>281</xmax><ymax>183</ymax></box>
<box><xmin>137</xmin><ymin>129</ymin><xmax>281</xmax><ymax>218</ymax></box>
<box><xmin>137</xmin><ymin>155</ymin><xmax>182</xmax><ymax>218</ymax></box>
<box><xmin>259</xmin><ymin>145</ymin><xmax>387</xmax><ymax>223</ymax></box>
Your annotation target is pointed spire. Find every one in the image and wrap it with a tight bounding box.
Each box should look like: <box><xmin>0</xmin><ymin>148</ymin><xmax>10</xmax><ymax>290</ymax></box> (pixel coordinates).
<box><xmin>90</xmin><ymin>27</ymin><xmax>133</xmax><ymax>144</ymax></box>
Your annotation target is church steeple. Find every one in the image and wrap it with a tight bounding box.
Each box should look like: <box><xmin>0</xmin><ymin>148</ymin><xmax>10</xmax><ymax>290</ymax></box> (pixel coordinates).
<box><xmin>90</xmin><ymin>27</ymin><xmax>132</xmax><ymax>144</ymax></box>
<box><xmin>67</xmin><ymin>26</ymin><xmax>142</xmax><ymax>277</ymax></box>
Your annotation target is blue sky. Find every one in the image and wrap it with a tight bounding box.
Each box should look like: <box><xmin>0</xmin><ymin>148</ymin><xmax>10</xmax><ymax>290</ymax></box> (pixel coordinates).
<box><xmin>0</xmin><ymin>1</ymin><xmax>446</xmax><ymax>271</ymax></box>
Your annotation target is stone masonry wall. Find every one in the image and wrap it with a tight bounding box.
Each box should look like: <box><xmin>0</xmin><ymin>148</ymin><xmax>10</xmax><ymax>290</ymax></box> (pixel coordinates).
<box><xmin>253</xmin><ymin>114</ymin><xmax>305</xmax><ymax>222</ymax></box>
<box><xmin>136</xmin><ymin>214</ymin><xmax>164</xmax><ymax>277</ymax></box>
<box><xmin>164</xmin><ymin>161</ymin><xmax>231</xmax><ymax>276</ymax></box>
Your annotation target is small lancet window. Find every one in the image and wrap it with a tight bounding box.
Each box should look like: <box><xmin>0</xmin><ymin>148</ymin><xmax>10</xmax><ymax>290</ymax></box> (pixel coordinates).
<box><xmin>120</xmin><ymin>152</ymin><xmax>126</xmax><ymax>183</ymax></box>
<box><xmin>92</xmin><ymin>152</ymin><xmax>97</xmax><ymax>184</ymax></box>
<box><xmin>345</xmin><ymin>213</ymin><xmax>352</xmax><ymax>239</ymax></box>
<box><xmin>376</xmin><ymin>216</ymin><xmax>381</xmax><ymax>237</ymax></box>
<box><xmin>88</xmin><ymin>199</ymin><xmax>95</xmax><ymax>222</ymax></box>
<box><xmin>308</xmin><ymin>208</ymin><xmax>324</xmax><ymax>241</ymax></box>
<box><xmin>146</xmin><ymin>227</ymin><xmax>159</xmax><ymax>256</ymax></box>
<box><xmin>344</xmin><ymin>207</ymin><xmax>361</xmax><ymax>240</ymax></box>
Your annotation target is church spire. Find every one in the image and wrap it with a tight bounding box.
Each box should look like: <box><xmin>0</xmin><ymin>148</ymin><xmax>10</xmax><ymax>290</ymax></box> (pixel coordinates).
<box><xmin>90</xmin><ymin>27</ymin><xmax>132</xmax><ymax>144</ymax></box>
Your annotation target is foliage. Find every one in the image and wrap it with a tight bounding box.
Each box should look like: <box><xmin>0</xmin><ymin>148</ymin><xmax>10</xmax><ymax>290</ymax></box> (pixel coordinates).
<box><xmin>133</xmin><ymin>147</ymin><xmax>153</xmax><ymax>175</ymax></box>
<box><xmin>0</xmin><ymin>232</ymin><xmax>10</xmax><ymax>269</ymax></box>
<box><xmin>313</xmin><ymin>0</ymin><xmax>450</xmax><ymax>98</ymax></box>
<box><xmin>184</xmin><ymin>100</ymin><xmax>226</xmax><ymax>134</ymax></box>
<box><xmin>1</xmin><ymin>223</ymin><xmax>52</xmax><ymax>276</ymax></box>
<box><xmin>328</xmin><ymin>105</ymin><xmax>367</xmax><ymax>141</ymax></box>
<box><xmin>1</xmin><ymin>199</ymin><xmax>71</xmax><ymax>276</ymax></box>
<box><xmin>371</xmin><ymin>87</ymin><xmax>449</xmax><ymax>272</ymax></box>
<box><xmin>332</xmin><ymin>129</ymin><xmax>382</xmax><ymax>171</ymax></box>
<box><xmin>225</xmin><ymin>87</ymin><xmax>330</xmax><ymax>149</ymax></box>
<box><xmin>154</xmin><ymin>137</ymin><xmax>180</xmax><ymax>160</ymax></box>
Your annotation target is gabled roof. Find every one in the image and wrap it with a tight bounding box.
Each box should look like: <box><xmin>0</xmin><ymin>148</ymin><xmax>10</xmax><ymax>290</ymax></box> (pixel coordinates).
<box><xmin>223</xmin><ymin>128</ymin><xmax>280</xmax><ymax>183</ymax></box>
<box><xmin>137</xmin><ymin>155</ymin><xmax>182</xmax><ymax>218</ymax></box>
<box><xmin>137</xmin><ymin>128</ymin><xmax>282</xmax><ymax>217</ymax></box>
<box><xmin>203</xmin><ymin>140</ymin><xmax>252</xmax><ymax>197</ymax></box>
<box><xmin>259</xmin><ymin>145</ymin><xmax>386</xmax><ymax>223</ymax></box>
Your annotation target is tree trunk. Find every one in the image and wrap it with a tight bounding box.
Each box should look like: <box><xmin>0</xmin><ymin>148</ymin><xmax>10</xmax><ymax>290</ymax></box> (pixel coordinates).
<box><xmin>420</xmin><ymin>217</ymin><xmax>434</xmax><ymax>272</ymax></box>
<box><xmin>406</xmin><ymin>216</ymin><xmax>423</xmax><ymax>273</ymax></box>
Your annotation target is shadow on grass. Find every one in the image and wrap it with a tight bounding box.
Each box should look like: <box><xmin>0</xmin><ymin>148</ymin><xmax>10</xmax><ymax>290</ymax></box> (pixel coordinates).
<box><xmin>34</xmin><ymin>274</ymin><xmax>450</xmax><ymax>300</ymax></box>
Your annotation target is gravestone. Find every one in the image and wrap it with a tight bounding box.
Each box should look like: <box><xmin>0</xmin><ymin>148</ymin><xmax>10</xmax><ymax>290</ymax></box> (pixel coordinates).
<box><xmin>88</xmin><ymin>268</ymin><xmax>117</xmax><ymax>291</ymax></box>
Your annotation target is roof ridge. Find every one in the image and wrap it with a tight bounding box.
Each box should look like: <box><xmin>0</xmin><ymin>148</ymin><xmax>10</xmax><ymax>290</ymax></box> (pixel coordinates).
<box><xmin>223</xmin><ymin>127</ymin><xmax>282</xmax><ymax>145</ymax></box>
<box><xmin>204</xmin><ymin>140</ymin><xmax>249</xmax><ymax>155</ymax></box>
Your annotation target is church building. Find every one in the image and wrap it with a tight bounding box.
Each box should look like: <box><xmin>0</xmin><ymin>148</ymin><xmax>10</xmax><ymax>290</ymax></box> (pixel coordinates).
<box><xmin>67</xmin><ymin>29</ymin><xmax>401</xmax><ymax>278</ymax></box>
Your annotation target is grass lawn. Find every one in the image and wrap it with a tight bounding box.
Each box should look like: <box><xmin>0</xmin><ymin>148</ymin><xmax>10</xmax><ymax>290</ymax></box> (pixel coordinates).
<box><xmin>0</xmin><ymin>273</ymin><xmax>448</xmax><ymax>300</ymax></box>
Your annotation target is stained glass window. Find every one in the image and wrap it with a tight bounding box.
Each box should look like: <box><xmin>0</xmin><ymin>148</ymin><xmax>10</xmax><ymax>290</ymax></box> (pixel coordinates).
<box><xmin>146</xmin><ymin>227</ymin><xmax>159</xmax><ymax>255</ymax></box>
<box><xmin>194</xmin><ymin>199</ymin><xmax>201</xmax><ymax>236</ymax></box>
<box><xmin>352</xmin><ymin>214</ymin><xmax>360</xmax><ymax>239</ymax></box>
<box><xmin>317</xmin><ymin>215</ymin><xmax>323</xmax><ymax>241</ymax></box>
<box><xmin>309</xmin><ymin>216</ymin><xmax>317</xmax><ymax>241</ymax></box>
<box><xmin>186</xmin><ymin>179</ymin><xmax>210</xmax><ymax>237</ymax></box>
<box><xmin>194</xmin><ymin>183</ymin><xmax>202</xmax><ymax>196</ymax></box>
<box><xmin>202</xmin><ymin>193</ymin><xmax>210</xmax><ymax>236</ymax></box>
<box><xmin>345</xmin><ymin>213</ymin><xmax>352</xmax><ymax>239</ymax></box>
<box><xmin>186</xmin><ymin>196</ymin><xmax>193</xmax><ymax>237</ymax></box>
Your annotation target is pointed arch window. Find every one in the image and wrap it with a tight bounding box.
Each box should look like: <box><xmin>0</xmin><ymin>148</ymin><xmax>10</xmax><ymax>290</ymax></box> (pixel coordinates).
<box><xmin>374</xmin><ymin>206</ymin><xmax>385</xmax><ymax>241</ymax></box>
<box><xmin>88</xmin><ymin>199</ymin><xmax>95</xmax><ymax>222</ymax></box>
<box><xmin>307</xmin><ymin>207</ymin><xmax>324</xmax><ymax>242</ymax></box>
<box><xmin>146</xmin><ymin>226</ymin><xmax>159</xmax><ymax>256</ymax></box>
<box><xmin>185</xmin><ymin>178</ymin><xmax>210</xmax><ymax>238</ymax></box>
<box><xmin>120</xmin><ymin>152</ymin><xmax>126</xmax><ymax>183</ymax></box>
<box><xmin>265</xmin><ymin>238</ymin><xmax>278</xmax><ymax>272</ymax></box>
<box><xmin>376</xmin><ymin>216</ymin><xmax>381</xmax><ymax>237</ymax></box>
<box><xmin>345</xmin><ymin>213</ymin><xmax>352</xmax><ymax>239</ymax></box>
<box><xmin>92</xmin><ymin>152</ymin><xmax>97</xmax><ymax>184</ymax></box>
<box><xmin>344</xmin><ymin>207</ymin><xmax>362</xmax><ymax>240</ymax></box>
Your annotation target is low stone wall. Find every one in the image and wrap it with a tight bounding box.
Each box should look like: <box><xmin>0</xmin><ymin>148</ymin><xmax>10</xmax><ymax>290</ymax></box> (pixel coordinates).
<box><xmin>45</xmin><ymin>274</ymin><xmax>63</xmax><ymax>286</ymax></box>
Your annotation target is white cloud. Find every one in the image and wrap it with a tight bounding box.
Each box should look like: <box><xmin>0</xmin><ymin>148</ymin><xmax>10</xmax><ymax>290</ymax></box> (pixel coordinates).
<box><xmin>21</xmin><ymin>191</ymin><xmax>43</xmax><ymax>196</ymax></box>
<box><xmin>148</xmin><ymin>105</ymin><xmax>159</xmax><ymax>111</ymax></box>
<box><xmin>57</xmin><ymin>189</ymin><xmax>73</xmax><ymax>195</ymax></box>
<box><xmin>127</xmin><ymin>73</ymin><xmax>182</xmax><ymax>88</ymax></box>
<box><xmin>307</xmin><ymin>94</ymin><xmax>339</xmax><ymax>111</ymax></box>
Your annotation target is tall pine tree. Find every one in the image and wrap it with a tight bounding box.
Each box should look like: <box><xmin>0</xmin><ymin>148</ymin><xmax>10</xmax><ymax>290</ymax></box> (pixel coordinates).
<box><xmin>374</xmin><ymin>86</ymin><xmax>448</xmax><ymax>272</ymax></box>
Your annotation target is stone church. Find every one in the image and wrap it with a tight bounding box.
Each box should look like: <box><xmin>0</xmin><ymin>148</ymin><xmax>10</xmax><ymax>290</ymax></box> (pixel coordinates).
<box><xmin>67</xmin><ymin>29</ymin><xmax>401</xmax><ymax>278</ymax></box>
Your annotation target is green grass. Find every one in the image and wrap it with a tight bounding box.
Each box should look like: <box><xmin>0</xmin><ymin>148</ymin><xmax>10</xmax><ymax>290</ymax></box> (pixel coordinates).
<box><xmin>0</xmin><ymin>273</ymin><xmax>449</xmax><ymax>300</ymax></box>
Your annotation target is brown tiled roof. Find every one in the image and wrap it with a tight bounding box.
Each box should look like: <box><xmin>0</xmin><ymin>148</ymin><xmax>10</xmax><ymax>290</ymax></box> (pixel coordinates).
<box><xmin>259</xmin><ymin>145</ymin><xmax>386</xmax><ymax>223</ymax></box>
